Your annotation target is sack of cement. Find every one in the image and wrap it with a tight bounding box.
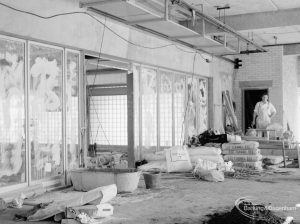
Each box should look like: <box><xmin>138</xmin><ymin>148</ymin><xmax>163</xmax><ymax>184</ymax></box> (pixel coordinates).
<box><xmin>222</xmin><ymin>148</ymin><xmax>261</xmax><ymax>155</ymax></box>
<box><xmin>143</xmin><ymin>151</ymin><xmax>165</xmax><ymax>162</ymax></box>
<box><xmin>224</xmin><ymin>154</ymin><xmax>262</xmax><ymax>162</ymax></box>
<box><xmin>194</xmin><ymin>158</ymin><xmax>218</xmax><ymax>171</ymax></box>
<box><xmin>262</xmin><ymin>155</ymin><xmax>284</xmax><ymax>165</ymax></box>
<box><xmin>190</xmin><ymin>154</ymin><xmax>224</xmax><ymax>167</ymax></box>
<box><xmin>226</xmin><ymin>134</ymin><xmax>242</xmax><ymax>143</ymax></box>
<box><xmin>88</xmin><ymin>184</ymin><xmax>117</xmax><ymax>205</ymax></box>
<box><xmin>232</xmin><ymin>161</ymin><xmax>263</xmax><ymax>170</ymax></box>
<box><xmin>67</xmin><ymin>204</ymin><xmax>113</xmax><ymax>219</ymax></box>
<box><xmin>165</xmin><ymin>146</ymin><xmax>193</xmax><ymax>172</ymax></box>
<box><xmin>138</xmin><ymin>161</ymin><xmax>167</xmax><ymax>173</ymax></box>
<box><xmin>188</xmin><ymin>146</ymin><xmax>221</xmax><ymax>156</ymax></box>
<box><xmin>193</xmin><ymin>169</ymin><xmax>224</xmax><ymax>182</ymax></box>
<box><xmin>222</xmin><ymin>141</ymin><xmax>259</xmax><ymax>150</ymax></box>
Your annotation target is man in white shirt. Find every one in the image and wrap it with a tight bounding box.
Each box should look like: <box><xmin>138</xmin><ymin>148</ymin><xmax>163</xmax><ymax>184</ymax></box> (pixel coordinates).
<box><xmin>252</xmin><ymin>94</ymin><xmax>276</xmax><ymax>137</ymax></box>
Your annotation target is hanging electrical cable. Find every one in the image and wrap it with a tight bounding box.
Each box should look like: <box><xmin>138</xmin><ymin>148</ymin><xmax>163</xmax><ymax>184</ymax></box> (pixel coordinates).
<box><xmin>0</xmin><ymin>2</ymin><xmax>211</xmax><ymax>151</ymax></box>
<box><xmin>180</xmin><ymin>52</ymin><xmax>197</xmax><ymax>145</ymax></box>
<box><xmin>86</xmin><ymin>17</ymin><xmax>112</xmax><ymax>146</ymax></box>
<box><xmin>0</xmin><ymin>1</ymin><xmax>210</xmax><ymax>57</ymax></box>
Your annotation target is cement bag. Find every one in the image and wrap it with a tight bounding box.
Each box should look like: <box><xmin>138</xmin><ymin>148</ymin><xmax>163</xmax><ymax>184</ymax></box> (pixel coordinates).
<box><xmin>138</xmin><ymin>161</ymin><xmax>167</xmax><ymax>173</ymax></box>
<box><xmin>194</xmin><ymin>158</ymin><xmax>218</xmax><ymax>171</ymax></box>
<box><xmin>224</xmin><ymin>154</ymin><xmax>262</xmax><ymax>162</ymax></box>
<box><xmin>188</xmin><ymin>146</ymin><xmax>221</xmax><ymax>156</ymax></box>
<box><xmin>246</xmin><ymin>128</ymin><xmax>257</xmax><ymax>137</ymax></box>
<box><xmin>88</xmin><ymin>184</ymin><xmax>117</xmax><ymax>205</ymax></box>
<box><xmin>143</xmin><ymin>151</ymin><xmax>165</xmax><ymax>162</ymax></box>
<box><xmin>227</xmin><ymin>134</ymin><xmax>242</xmax><ymax>143</ymax></box>
<box><xmin>263</xmin><ymin>155</ymin><xmax>284</xmax><ymax>165</ymax></box>
<box><xmin>222</xmin><ymin>141</ymin><xmax>259</xmax><ymax>150</ymax></box>
<box><xmin>27</xmin><ymin>187</ymin><xmax>104</xmax><ymax>221</ymax></box>
<box><xmin>222</xmin><ymin>148</ymin><xmax>261</xmax><ymax>155</ymax></box>
<box><xmin>190</xmin><ymin>154</ymin><xmax>224</xmax><ymax>166</ymax></box>
<box><xmin>193</xmin><ymin>169</ymin><xmax>224</xmax><ymax>182</ymax></box>
<box><xmin>165</xmin><ymin>146</ymin><xmax>193</xmax><ymax>173</ymax></box>
<box><xmin>233</xmin><ymin>161</ymin><xmax>263</xmax><ymax>170</ymax></box>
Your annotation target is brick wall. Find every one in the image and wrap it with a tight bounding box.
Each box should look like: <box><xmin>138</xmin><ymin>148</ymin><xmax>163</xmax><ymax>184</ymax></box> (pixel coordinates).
<box><xmin>233</xmin><ymin>46</ymin><xmax>284</xmax><ymax>131</ymax></box>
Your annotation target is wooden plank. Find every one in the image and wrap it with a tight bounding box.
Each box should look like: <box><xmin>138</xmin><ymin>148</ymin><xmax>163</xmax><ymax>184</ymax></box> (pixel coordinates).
<box><xmin>260</xmin><ymin>149</ymin><xmax>298</xmax><ymax>159</ymax></box>
<box><xmin>258</xmin><ymin>143</ymin><xmax>283</xmax><ymax>149</ymax></box>
<box><xmin>95</xmin><ymin>145</ymin><xmax>128</xmax><ymax>153</ymax></box>
<box><xmin>89</xmin><ymin>86</ymin><xmax>127</xmax><ymax>96</ymax></box>
<box><xmin>127</xmin><ymin>73</ymin><xmax>135</xmax><ymax>168</ymax></box>
<box><xmin>297</xmin><ymin>142</ymin><xmax>300</xmax><ymax>168</ymax></box>
<box><xmin>222</xmin><ymin>91</ymin><xmax>239</xmax><ymax>130</ymax></box>
<box><xmin>207</xmin><ymin>78</ymin><xmax>214</xmax><ymax>129</ymax></box>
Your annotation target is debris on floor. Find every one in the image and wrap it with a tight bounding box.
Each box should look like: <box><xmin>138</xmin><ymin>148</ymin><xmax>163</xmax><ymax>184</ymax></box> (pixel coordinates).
<box><xmin>193</xmin><ymin>169</ymin><xmax>224</xmax><ymax>182</ymax></box>
<box><xmin>204</xmin><ymin>198</ymin><xmax>294</xmax><ymax>224</ymax></box>
<box><xmin>11</xmin><ymin>184</ymin><xmax>117</xmax><ymax>223</ymax></box>
<box><xmin>86</xmin><ymin>152</ymin><xmax>128</xmax><ymax>169</ymax></box>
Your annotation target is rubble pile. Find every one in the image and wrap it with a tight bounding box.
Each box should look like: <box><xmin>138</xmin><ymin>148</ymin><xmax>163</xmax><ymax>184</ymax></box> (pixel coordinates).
<box><xmin>204</xmin><ymin>200</ymin><xmax>292</xmax><ymax>224</ymax></box>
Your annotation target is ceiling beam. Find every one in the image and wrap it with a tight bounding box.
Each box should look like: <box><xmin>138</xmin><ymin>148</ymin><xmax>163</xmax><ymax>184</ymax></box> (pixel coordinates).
<box><xmin>188</xmin><ymin>8</ymin><xmax>300</xmax><ymax>34</ymax></box>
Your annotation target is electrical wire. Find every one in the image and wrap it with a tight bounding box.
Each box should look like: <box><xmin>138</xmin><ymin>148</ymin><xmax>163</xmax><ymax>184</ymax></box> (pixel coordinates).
<box><xmin>88</xmin><ymin>17</ymin><xmax>111</xmax><ymax>146</ymax></box>
<box><xmin>0</xmin><ymin>1</ymin><xmax>209</xmax><ymax>56</ymax></box>
<box><xmin>180</xmin><ymin>52</ymin><xmax>197</xmax><ymax>145</ymax></box>
<box><xmin>0</xmin><ymin>1</ymin><xmax>211</xmax><ymax>148</ymax></box>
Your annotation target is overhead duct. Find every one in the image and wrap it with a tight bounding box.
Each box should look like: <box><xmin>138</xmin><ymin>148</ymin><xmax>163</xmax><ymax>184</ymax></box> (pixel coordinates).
<box><xmin>79</xmin><ymin>0</ymin><xmax>266</xmax><ymax>57</ymax></box>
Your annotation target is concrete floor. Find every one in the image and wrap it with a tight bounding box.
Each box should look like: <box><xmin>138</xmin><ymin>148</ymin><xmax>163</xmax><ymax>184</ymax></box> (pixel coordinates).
<box><xmin>0</xmin><ymin>169</ymin><xmax>300</xmax><ymax>224</ymax></box>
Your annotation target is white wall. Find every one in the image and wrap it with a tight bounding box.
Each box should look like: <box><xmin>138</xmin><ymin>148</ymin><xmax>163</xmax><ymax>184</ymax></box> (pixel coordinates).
<box><xmin>282</xmin><ymin>55</ymin><xmax>300</xmax><ymax>140</ymax></box>
<box><xmin>0</xmin><ymin>0</ymin><xmax>234</xmax><ymax>134</ymax></box>
<box><xmin>0</xmin><ymin>0</ymin><xmax>213</xmax><ymax>76</ymax></box>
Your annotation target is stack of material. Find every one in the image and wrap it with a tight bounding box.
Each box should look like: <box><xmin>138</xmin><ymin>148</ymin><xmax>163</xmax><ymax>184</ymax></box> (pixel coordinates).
<box><xmin>188</xmin><ymin>146</ymin><xmax>224</xmax><ymax>167</ymax></box>
<box><xmin>140</xmin><ymin>145</ymin><xmax>225</xmax><ymax>172</ymax></box>
<box><xmin>222</xmin><ymin>141</ymin><xmax>263</xmax><ymax>170</ymax></box>
<box><xmin>139</xmin><ymin>151</ymin><xmax>167</xmax><ymax>172</ymax></box>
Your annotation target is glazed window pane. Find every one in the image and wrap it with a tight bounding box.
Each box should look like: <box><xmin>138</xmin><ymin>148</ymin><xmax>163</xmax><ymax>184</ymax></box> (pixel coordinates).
<box><xmin>159</xmin><ymin>71</ymin><xmax>173</xmax><ymax>148</ymax></box>
<box><xmin>141</xmin><ymin>67</ymin><xmax>157</xmax><ymax>153</ymax></box>
<box><xmin>66</xmin><ymin>52</ymin><xmax>79</xmax><ymax>170</ymax></box>
<box><xmin>0</xmin><ymin>37</ymin><xmax>26</xmax><ymax>187</ymax></box>
<box><xmin>29</xmin><ymin>43</ymin><xmax>63</xmax><ymax>180</ymax></box>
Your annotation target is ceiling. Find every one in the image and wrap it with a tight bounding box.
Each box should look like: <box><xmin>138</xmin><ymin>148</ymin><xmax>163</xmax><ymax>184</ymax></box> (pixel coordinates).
<box><xmin>184</xmin><ymin>0</ymin><xmax>300</xmax><ymax>16</ymax></box>
<box><xmin>184</xmin><ymin>0</ymin><xmax>300</xmax><ymax>46</ymax></box>
<box><xmin>81</xmin><ymin>0</ymin><xmax>300</xmax><ymax>56</ymax></box>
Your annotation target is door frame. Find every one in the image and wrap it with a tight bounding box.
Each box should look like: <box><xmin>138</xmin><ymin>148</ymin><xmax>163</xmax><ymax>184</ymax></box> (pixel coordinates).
<box><xmin>242</xmin><ymin>87</ymin><xmax>269</xmax><ymax>133</ymax></box>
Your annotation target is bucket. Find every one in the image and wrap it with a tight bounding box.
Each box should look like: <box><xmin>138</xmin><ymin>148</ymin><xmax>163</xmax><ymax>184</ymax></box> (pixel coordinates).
<box><xmin>143</xmin><ymin>171</ymin><xmax>161</xmax><ymax>189</ymax></box>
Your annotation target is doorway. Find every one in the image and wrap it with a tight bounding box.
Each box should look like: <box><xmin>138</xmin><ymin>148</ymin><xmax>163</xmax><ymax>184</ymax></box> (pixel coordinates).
<box><xmin>243</xmin><ymin>89</ymin><xmax>268</xmax><ymax>131</ymax></box>
<box><xmin>85</xmin><ymin>55</ymin><xmax>130</xmax><ymax>156</ymax></box>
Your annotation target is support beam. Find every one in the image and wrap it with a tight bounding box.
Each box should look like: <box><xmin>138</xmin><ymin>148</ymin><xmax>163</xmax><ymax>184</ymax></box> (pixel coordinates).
<box><xmin>80</xmin><ymin>0</ymin><xmax>122</xmax><ymax>8</ymax></box>
<box><xmin>86</xmin><ymin>68</ymin><xmax>127</xmax><ymax>75</ymax></box>
<box><xmin>177</xmin><ymin>0</ymin><xmax>266</xmax><ymax>52</ymax></box>
<box><xmin>187</xmin><ymin>8</ymin><xmax>300</xmax><ymax>34</ymax></box>
<box><xmin>127</xmin><ymin>73</ymin><xmax>135</xmax><ymax>167</ymax></box>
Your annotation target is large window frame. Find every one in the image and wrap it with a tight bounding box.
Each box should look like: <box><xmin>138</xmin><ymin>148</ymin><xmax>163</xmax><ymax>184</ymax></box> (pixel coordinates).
<box><xmin>0</xmin><ymin>34</ymin><xmax>27</xmax><ymax>192</ymax></box>
<box><xmin>0</xmin><ymin>34</ymin><xmax>82</xmax><ymax>193</ymax></box>
<box><xmin>133</xmin><ymin>64</ymin><xmax>209</xmax><ymax>159</ymax></box>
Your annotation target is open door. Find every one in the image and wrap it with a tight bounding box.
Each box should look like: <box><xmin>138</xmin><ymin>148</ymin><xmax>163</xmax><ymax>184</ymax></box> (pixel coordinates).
<box><xmin>243</xmin><ymin>89</ymin><xmax>268</xmax><ymax>132</ymax></box>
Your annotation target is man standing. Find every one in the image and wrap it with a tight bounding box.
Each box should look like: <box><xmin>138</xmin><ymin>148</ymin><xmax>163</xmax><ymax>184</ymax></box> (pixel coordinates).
<box><xmin>252</xmin><ymin>94</ymin><xmax>277</xmax><ymax>137</ymax></box>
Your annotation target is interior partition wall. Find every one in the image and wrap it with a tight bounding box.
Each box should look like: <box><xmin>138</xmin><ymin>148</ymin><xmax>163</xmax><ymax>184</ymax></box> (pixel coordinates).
<box><xmin>133</xmin><ymin>64</ymin><xmax>209</xmax><ymax>159</ymax></box>
<box><xmin>0</xmin><ymin>34</ymin><xmax>81</xmax><ymax>192</ymax></box>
